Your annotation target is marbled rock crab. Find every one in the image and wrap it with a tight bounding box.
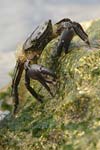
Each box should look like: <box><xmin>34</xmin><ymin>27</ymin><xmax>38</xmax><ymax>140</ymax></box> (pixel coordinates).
<box><xmin>12</xmin><ymin>18</ymin><xmax>90</xmax><ymax>114</ymax></box>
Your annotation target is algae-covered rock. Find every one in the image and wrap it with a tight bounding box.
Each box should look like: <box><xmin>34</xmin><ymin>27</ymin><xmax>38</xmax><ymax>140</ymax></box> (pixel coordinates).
<box><xmin>0</xmin><ymin>19</ymin><xmax>100</xmax><ymax>150</ymax></box>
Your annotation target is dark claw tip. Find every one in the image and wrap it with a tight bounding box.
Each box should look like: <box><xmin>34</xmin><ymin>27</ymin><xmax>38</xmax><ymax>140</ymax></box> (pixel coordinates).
<box><xmin>38</xmin><ymin>97</ymin><xmax>44</xmax><ymax>103</ymax></box>
<box><xmin>39</xmin><ymin>100</ymin><xmax>43</xmax><ymax>103</ymax></box>
<box><xmin>13</xmin><ymin>107</ymin><xmax>18</xmax><ymax>115</ymax></box>
<box><xmin>86</xmin><ymin>40</ymin><xmax>90</xmax><ymax>46</ymax></box>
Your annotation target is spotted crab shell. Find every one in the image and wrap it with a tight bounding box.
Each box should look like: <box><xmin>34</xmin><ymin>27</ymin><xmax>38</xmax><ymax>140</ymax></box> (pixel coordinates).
<box><xmin>23</xmin><ymin>20</ymin><xmax>53</xmax><ymax>52</ymax></box>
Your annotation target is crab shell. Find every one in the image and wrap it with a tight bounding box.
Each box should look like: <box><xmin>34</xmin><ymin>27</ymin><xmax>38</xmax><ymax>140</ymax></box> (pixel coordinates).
<box><xmin>23</xmin><ymin>20</ymin><xmax>53</xmax><ymax>53</ymax></box>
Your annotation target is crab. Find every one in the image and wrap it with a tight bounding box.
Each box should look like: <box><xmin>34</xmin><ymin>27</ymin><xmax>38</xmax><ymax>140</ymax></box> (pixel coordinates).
<box><xmin>12</xmin><ymin>18</ymin><xmax>90</xmax><ymax>114</ymax></box>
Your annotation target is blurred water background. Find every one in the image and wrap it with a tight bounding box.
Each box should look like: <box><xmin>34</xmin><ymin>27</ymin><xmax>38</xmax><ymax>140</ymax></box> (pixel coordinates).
<box><xmin>0</xmin><ymin>0</ymin><xmax>100</xmax><ymax>89</ymax></box>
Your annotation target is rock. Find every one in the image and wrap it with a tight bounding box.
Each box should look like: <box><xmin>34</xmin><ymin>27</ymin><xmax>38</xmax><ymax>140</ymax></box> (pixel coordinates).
<box><xmin>0</xmin><ymin>19</ymin><xmax>100</xmax><ymax>150</ymax></box>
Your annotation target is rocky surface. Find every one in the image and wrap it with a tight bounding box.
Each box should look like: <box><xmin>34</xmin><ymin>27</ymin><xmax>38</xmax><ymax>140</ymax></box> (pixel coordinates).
<box><xmin>0</xmin><ymin>19</ymin><xmax>100</xmax><ymax>150</ymax></box>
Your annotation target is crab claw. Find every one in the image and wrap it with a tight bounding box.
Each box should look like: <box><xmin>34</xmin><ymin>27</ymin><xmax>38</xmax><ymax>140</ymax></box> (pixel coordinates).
<box><xmin>25</xmin><ymin>63</ymin><xmax>56</xmax><ymax>97</ymax></box>
<box><xmin>57</xmin><ymin>29</ymin><xmax>74</xmax><ymax>56</ymax></box>
<box><xmin>72</xmin><ymin>22</ymin><xmax>90</xmax><ymax>46</ymax></box>
<box><xmin>40</xmin><ymin>65</ymin><xmax>56</xmax><ymax>79</ymax></box>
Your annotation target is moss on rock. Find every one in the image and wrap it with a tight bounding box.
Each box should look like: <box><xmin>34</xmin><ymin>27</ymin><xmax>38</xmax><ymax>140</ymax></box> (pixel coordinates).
<box><xmin>0</xmin><ymin>19</ymin><xmax>100</xmax><ymax>150</ymax></box>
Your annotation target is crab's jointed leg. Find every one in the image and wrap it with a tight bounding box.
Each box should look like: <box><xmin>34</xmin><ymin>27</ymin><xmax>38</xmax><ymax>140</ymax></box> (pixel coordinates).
<box><xmin>25</xmin><ymin>62</ymin><xmax>56</xmax><ymax>99</ymax></box>
<box><xmin>34</xmin><ymin>72</ymin><xmax>54</xmax><ymax>97</ymax></box>
<box><xmin>25</xmin><ymin>71</ymin><xmax>43</xmax><ymax>103</ymax></box>
<box><xmin>11</xmin><ymin>60</ymin><xmax>24</xmax><ymax>114</ymax></box>
<box><xmin>72</xmin><ymin>22</ymin><xmax>90</xmax><ymax>45</ymax></box>
<box><xmin>57</xmin><ymin>21</ymin><xmax>90</xmax><ymax>56</ymax></box>
<box><xmin>57</xmin><ymin>29</ymin><xmax>74</xmax><ymax>56</ymax></box>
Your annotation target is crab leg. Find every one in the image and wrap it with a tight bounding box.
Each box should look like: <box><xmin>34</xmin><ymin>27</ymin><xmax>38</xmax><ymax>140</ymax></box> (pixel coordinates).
<box><xmin>35</xmin><ymin>73</ymin><xmax>54</xmax><ymax>97</ymax></box>
<box><xmin>25</xmin><ymin>71</ymin><xmax>43</xmax><ymax>103</ymax></box>
<box><xmin>57</xmin><ymin>21</ymin><xmax>90</xmax><ymax>56</ymax></box>
<box><xmin>72</xmin><ymin>22</ymin><xmax>90</xmax><ymax>45</ymax></box>
<box><xmin>12</xmin><ymin>60</ymin><xmax>24</xmax><ymax>114</ymax></box>
<box><xmin>57</xmin><ymin>29</ymin><xmax>74</xmax><ymax>56</ymax></box>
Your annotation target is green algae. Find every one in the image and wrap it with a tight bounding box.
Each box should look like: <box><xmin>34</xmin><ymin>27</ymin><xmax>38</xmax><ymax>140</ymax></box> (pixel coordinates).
<box><xmin>0</xmin><ymin>19</ymin><xmax>100</xmax><ymax>150</ymax></box>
